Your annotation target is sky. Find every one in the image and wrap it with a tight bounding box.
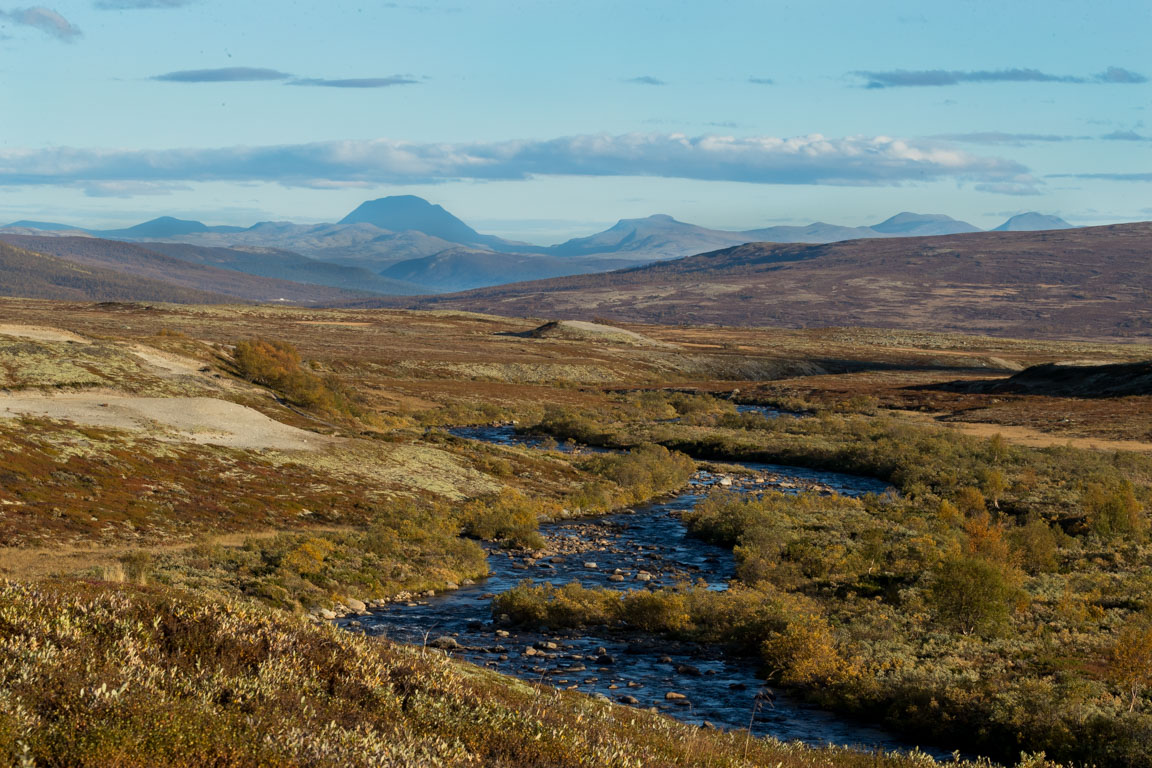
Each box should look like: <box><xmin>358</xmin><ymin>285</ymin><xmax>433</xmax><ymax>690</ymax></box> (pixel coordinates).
<box><xmin>0</xmin><ymin>0</ymin><xmax>1149</xmax><ymax>243</ymax></box>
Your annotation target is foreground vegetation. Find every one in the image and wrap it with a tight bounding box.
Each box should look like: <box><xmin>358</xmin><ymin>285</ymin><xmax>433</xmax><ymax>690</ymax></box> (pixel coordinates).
<box><xmin>9</xmin><ymin>578</ymin><xmax>1033</xmax><ymax>768</ymax></box>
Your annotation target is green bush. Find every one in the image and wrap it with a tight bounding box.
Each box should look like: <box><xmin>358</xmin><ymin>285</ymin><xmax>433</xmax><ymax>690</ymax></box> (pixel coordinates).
<box><xmin>458</xmin><ymin>487</ymin><xmax>554</xmax><ymax>549</ymax></box>
<box><xmin>1082</xmin><ymin>481</ymin><xmax>1146</xmax><ymax>540</ymax></box>
<box><xmin>926</xmin><ymin>555</ymin><xmax>1021</xmax><ymax>637</ymax></box>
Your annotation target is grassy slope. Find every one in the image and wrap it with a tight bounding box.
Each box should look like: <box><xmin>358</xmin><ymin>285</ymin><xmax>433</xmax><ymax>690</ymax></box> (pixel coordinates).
<box><xmin>391</xmin><ymin>223</ymin><xmax>1152</xmax><ymax>340</ymax></box>
<box><xmin>0</xmin><ymin>236</ymin><xmax>374</xmax><ymax>304</ymax></box>
<box><xmin>0</xmin><ymin>241</ymin><xmax>234</xmax><ymax>304</ymax></box>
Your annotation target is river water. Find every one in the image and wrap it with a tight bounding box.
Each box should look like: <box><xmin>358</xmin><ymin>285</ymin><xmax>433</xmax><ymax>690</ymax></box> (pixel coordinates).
<box><xmin>339</xmin><ymin>422</ymin><xmax>955</xmax><ymax>759</ymax></box>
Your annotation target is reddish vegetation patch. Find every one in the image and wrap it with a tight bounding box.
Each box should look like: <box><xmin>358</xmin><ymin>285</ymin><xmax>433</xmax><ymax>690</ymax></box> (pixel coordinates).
<box><xmin>0</xmin><ymin>420</ymin><xmax>370</xmax><ymax>547</ymax></box>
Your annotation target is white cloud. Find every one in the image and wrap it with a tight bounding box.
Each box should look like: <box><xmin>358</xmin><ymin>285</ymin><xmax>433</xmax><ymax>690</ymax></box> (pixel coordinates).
<box><xmin>0</xmin><ymin>133</ymin><xmax>1036</xmax><ymax>192</ymax></box>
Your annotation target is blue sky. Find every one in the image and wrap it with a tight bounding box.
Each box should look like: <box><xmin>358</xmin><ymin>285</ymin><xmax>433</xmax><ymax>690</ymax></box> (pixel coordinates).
<box><xmin>0</xmin><ymin>0</ymin><xmax>1148</xmax><ymax>242</ymax></box>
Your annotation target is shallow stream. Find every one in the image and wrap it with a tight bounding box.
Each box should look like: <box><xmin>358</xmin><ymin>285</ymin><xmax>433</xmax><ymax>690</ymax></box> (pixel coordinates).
<box><xmin>340</xmin><ymin>422</ymin><xmax>955</xmax><ymax>758</ymax></box>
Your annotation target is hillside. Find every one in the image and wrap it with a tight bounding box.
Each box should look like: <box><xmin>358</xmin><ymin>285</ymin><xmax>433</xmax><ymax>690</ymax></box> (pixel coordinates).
<box><xmin>0</xmin><ymin>235</ymin><xmax>377</xmax><ymax>304</ymax></box>
<box><xmin>387</xmin><ymin>223</ymin><xmax>1152</xmax><ymax>340</ymax></box>
<box><xmin>381</xmin><ymin>248</ymin><xmax>637</xmax><ymax>292</ymax></box>
<box><xmin>945</xmin><ymin>360</ymin><xmax>1152</xmax><ymax>398</ymax></box>
<box><xmin>0</xmin><ymin>240</ymin><xmax>236</xmax><ymax>303</ymax></box>
<box><xmin>138</xmin><ymin>241</ymin><xmax>427</xmax><ymax>295</ymax></box>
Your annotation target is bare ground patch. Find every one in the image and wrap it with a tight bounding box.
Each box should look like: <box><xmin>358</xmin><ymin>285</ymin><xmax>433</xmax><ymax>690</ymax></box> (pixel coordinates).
<box><xmin>0</xmin><ymin>323</ymin><xmax>91</xmax><ymax>344</ymax></box>
<box><xmin>0</xmin><ymin>393</ymin><xmax>331</xmax><ymax>451</ymax></box>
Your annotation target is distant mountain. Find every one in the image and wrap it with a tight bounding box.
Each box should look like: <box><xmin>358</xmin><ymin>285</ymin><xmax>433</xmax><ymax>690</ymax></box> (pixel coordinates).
<box><xmin>389</xmin><ymin>223</ymin><xmax>1152</xmax><ymax>340</ymax></box>
<box><xmin>549</xmin><ymin>215</ymin><xmax>749</xmax><ymax>260</ymax></box>
<box><xmin>340</xmin><ymin>196</ymin><xmax>482</xmax><ymax>244</ymax></box>
<box><xmin>381</xmin><ymin>248</ymin><xmax>637</xmax><ymax>293</ymax></box>
<box><xmin>870</xmin><ymin>212</ymin><xmax>981</xmax><ymax>236</ymax></box>
<box><xmin>0</xmin><ymin>201</ymin><xmax>1090</xmax><ymax>297</ymax></box>
<box><xmin>992</xmin><ymin>213</ymin><xmax>1073</xmax><ymax>232</ymax></box>
<box><xmin>97</xmin><ymin>217</ymin><xmax>246</xmax><ymax>240</ymax></box>
<box><xmin>0</xmin><ymin>235</ymin><xmax>378</xmax><ymax>304</ymax></box>
<box><xmin>3</xmin><ymin>220</ymin><xmax>82</xmax><ymax>232</ymax></box>
<box><xmin>163</xmin><ymin>221</ymin><xmax>462</xmax><ymax>270</ymax></box>
<box><xmin>339</xmin><ymin>196</ymin><xmax>528</xmax><ymax>251</ymax></box>
<box><xmin>741</xmin><ymin>222</ymin><xmax>880</xmax><ymax>244</ymax></box>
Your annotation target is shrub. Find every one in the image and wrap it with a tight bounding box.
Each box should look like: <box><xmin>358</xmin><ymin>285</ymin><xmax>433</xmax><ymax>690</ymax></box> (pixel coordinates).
<box><xmin>494</xmin><ymin>580</ymin><xmax>622</xmax><ymax>627</ymax></box>
<box><xmin>762</xmin><ymin>612</ymin><xmax>857</xmax><ymax>686</ymax></box>
<box><xmin>1106</xmin><ymin>618</ymin><xmax>1152</xmax><ymax>712</ymax></box>
<box><xmin>927</xmin><ymin>555</ymin><xmax>1020</xmax><ymax>636</ymax></box>
<box><xmin>577</xmin><ymin>443</ymin><xmax>696</xmax><ymax>507</ymax></box>
<box><xmin>231</xmin><ymin>337</ymin><xmax>362</xmax><ymax>417</ymax></box>
<box><xmin>1082</xmin><ymin>481</ymin><xmax>1146</xmax><ymax>541</ymax></box>
<box><xmin>458</xmin><ymin>487</ymin><xmax>554</xmax><ymax>549</ymax></box>
<box><xmin>1008</xmin><ymin>517</ymin><xmax>1062</xmax><ymax>574</ymax></box>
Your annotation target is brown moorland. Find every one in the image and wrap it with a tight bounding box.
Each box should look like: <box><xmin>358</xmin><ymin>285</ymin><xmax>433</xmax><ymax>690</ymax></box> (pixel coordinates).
<box><xmin>380</xmin><ymin>222</ymin><xmax>1152</xmax><ymax>341</ymax></box>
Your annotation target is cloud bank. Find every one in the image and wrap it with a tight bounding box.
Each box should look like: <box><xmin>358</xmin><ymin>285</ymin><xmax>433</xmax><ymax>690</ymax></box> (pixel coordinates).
<box><xmin>1100</xmin><ymin>129</ymin><xmax>1151</xmax><ymax>142</ymax></box>
<box><xmin>0</xmin><ymin>133</ymin><xmax>1036</xmax><ymax>193</ymax></box>
<box><xmin>0</xmin><ymin>6</ymin><xmax>80</xmax><ymax>40</ymax></box>
<box><xmin>153</xmin><ymin>67</ymin><xmax>292</xmax><ymax>82</ymax></box>
<box><xmin>855</xmin><ymin>67</ymin><xmax>1147</xmax><ymax>88</ymax></box>
<box><xmin>626</xmin><ymin>76</ymin><xmax>666</xmax><ymax>86</ymax></box>
<box><xmin>152</xmin><ymin>68</ymin><xmax>420</xmax><ymax>88</ymax></box>
<box><xmin>287</xmin><ymin>76</ymin><xmax>418</xmax><ymax>88</ymax></box>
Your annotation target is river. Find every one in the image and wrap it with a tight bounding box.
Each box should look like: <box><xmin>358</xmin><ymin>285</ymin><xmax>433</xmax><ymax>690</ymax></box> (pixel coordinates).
<box><xmin>338</xmin><ymin>421</ymin><xmax>956</xmax><ymax>759</ymax></box>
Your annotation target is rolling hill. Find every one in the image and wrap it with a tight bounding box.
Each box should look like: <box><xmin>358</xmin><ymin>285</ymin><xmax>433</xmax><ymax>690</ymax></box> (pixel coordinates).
<box><xmin>0</xmin><ymin>235</ymin><xmax>380</xmax><ymax>304</ymax></box>
<box><xmin>136</xmin><ymin>241</ymin><xmax>427</xmax><ymax>295</ymax></box>
<box><xmin>383</xmin><ymin>223</ymin><xmax>1152</xmax><ymax>340</ymax></box>
<box><xmin>380</xmin><ymin>248</ymin><xmax>637</xmax><ymax>292</ymax></box>
<box><xmin>0</xmin><ymin>240</ymin><xmax>235</xmax><ymax>303</ymax></box>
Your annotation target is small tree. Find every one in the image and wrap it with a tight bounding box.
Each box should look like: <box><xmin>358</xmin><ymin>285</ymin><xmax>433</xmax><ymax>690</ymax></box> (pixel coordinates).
<box><xmin>1106</xmin><ymin>619</ymin><xmax>1152</xmax><ymax>712</ymax></box>
<box><xmin>1083</xmin><ymin>481</ymin><xmax>1146</xmax><ymax>541</ymax></box>
<box><xmin>954</xmin><ymin>486</ymin><xmax>987</xmax><ymax>516</ymax></box>
<box><xmin>979</xmin><ymin>468</ymin><xmax>1009</xmax><ymax>510</ymax></box>
<box><xmin>927</xmin><ymin>555</ymin><xmax>1019</xmax><ymax>636</ymax></box>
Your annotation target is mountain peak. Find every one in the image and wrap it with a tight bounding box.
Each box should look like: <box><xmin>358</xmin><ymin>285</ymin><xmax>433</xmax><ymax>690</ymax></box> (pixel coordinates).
<box><xmin>870</xmin><ymin>212</ymin><xmax>980</xmax><ymax>236</ymax></box>
<box><xmin>3</xmin><ymin>220</ymin><xmax>80</xmax><ymax>232</ymax></box>
<box><xmin>110</xmin><ymin>217</ymin><xmax>211</xmax><ymax>238</ymax></box>
<box><xmin>992</xmin><ymin>212</ymin><xmax>1074</xmax><ymax>232</ymax></box>
<box><xmin>339</xmin><ymin>196</ymin><xmax>484</xmax><ymax>245</ymax></box>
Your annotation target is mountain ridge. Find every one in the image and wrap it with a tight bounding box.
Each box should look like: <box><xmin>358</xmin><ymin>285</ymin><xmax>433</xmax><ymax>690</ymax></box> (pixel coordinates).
<box><xmin>1</xmin><ymin>199</ymin><xmax>1089</xmax><ymax>295</ymax></box>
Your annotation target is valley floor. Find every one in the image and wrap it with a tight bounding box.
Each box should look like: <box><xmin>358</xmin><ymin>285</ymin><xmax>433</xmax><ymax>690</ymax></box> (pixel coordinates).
<box><xmin>0</xmin><ymin>298</ymin><xmax>1149</xmax><ymax>766</ymax></box>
